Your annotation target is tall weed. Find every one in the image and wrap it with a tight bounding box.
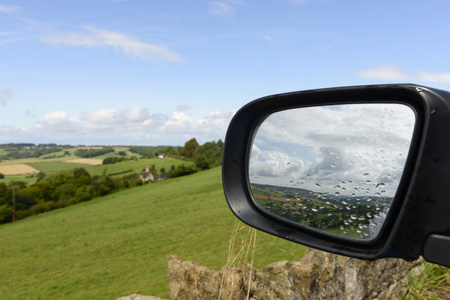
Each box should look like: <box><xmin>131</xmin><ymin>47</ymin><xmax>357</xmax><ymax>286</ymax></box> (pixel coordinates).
<box><xmin>403</xmin><ymin>262</ymin><xmax>450</xmax><ymax>299</ymax></box>
<box><xmin>219</xmin><ymin>220</ymin><xmax>257</xmax><ymax>300</ymax></box>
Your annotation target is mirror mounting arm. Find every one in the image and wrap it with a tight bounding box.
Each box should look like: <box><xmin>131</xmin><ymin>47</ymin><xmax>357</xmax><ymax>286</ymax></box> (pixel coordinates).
<box><xmin>424</xmin><ymin>235</ymin><xmax>450</xmax><ymax>267</ymax></box>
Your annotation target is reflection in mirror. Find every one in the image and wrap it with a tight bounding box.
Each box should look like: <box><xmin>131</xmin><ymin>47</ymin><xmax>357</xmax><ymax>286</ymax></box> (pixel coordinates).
<box><xmin>249</xmin><ymin>104</ymin><xmax>415</xmax><ymax>240</ymax></box>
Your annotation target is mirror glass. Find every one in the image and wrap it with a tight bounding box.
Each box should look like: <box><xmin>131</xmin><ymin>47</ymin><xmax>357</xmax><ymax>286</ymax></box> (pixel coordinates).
<box><xmin>249</xmin><ymin>103</ymin><xmax>415</xmax><ymax>240</ymax></box>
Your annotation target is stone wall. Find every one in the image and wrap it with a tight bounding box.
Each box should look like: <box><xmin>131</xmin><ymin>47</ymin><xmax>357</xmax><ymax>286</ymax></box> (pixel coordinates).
<box><xmin>167</xmin><ymin>248</ymin><xmax>424</xmax><ymax>300</ymax></box>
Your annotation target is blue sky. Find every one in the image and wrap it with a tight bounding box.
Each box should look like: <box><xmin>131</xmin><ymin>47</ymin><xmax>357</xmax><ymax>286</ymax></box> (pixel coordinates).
<box><xmin>1</xmin><ymin>0</ymin><xmax>450</xmax><ymax>146</ymax></box>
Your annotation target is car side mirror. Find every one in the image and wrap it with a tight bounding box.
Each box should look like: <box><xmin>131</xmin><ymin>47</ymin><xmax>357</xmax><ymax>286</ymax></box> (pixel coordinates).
<box><xmin>222</xmin><ymin>84</ymin><xmax>450</xmax><ymax>267</ymax></box>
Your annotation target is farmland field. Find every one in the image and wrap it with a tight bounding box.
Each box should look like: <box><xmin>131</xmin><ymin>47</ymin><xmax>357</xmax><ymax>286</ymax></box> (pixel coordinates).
<box><xmin>0</xmin><ymin>164</ymin><xmax>40</xmax><ymax>175</ymax></box>
<box><xmin>29</xmin><ymin>161</ymin><xmax>96</xmax><ymax>174</ymax></box>
<box><xmin>0</xmin><ymin>167</ymin><xmax>306</xmax><ymax>299</ymax></box>
<box><xmin>0</xmin><ymin>146</ymin><xmax>191</xmax><ymax>185</ymax></box>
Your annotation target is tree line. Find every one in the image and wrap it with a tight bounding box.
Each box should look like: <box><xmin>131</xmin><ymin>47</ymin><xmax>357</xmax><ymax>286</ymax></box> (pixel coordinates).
<box><xmin>0</xmin><ymin>164</ymin><xmax>196</xmax><ymax>224</ymax></box>
<box><xmin>0</xmin><ymin>138</ymin><xmax>224</xmax><ymax>224</ymax></box>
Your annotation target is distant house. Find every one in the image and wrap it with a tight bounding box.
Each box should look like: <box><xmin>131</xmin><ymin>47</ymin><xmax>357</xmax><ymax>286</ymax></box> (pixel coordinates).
<box><xmin>137</xmin><ymin>166</ymin><xmax>155</xmax><ymax>183</ymax></box>
<box><xmin>158</xmin><ymin>154</ymin><xmax>168</xmax><ymax>159</ymax></box>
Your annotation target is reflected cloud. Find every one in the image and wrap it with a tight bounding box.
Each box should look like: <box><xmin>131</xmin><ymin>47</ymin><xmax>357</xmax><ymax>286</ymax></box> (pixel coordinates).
<box><xmin>249</xmin><ymin>104</ymin><xmax>415</xmax><ymax>197</ymax></box>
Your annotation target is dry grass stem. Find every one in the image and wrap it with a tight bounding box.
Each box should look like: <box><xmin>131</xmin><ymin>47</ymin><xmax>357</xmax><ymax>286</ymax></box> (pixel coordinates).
<box><xmin>219</xmin><ymin>220</ymin><xmax>257</xmax><ymax>300</ymax></box>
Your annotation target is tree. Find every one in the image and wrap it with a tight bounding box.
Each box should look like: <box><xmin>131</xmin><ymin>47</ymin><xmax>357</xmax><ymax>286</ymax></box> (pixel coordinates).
<box><xmin>179</xmin><ymin>138</ymin><xmax>199</xmax><ymax>158</ymax></box>
<box><xmin>22</xmin><ymin>183</ymin><xmax>50</xmax><ymax>203</ymax></box>
<box><xmin>73</xmin><ymin>168</ymin><xmax>91</xmax><ymax>186</ymax></box>
<box><xmin>194</xmin><ymin>155</ymin><xmax>210</xmax><ymax>170</ymax></box>
<box><xmin>163</xmin><ymin>146</ymin><xmax>177</xmax><ymax>156</ymax></box>
<box><xmin>52</xmin><ymin>183</ymin><xmax>76</xmax><ymax>202</ymax></box>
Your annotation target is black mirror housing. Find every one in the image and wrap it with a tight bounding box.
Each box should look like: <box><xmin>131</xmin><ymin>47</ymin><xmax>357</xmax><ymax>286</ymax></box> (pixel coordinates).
<box><xmin>222</xmin><ymin>84</ymin><xmax>450</xmax><ymax>267</ymax></box>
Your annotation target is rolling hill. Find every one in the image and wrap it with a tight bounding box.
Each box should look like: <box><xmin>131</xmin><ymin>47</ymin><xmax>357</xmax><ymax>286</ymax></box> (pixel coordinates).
<box><xmin>0</xmin><ymin>167</ymin><xmax>305</xmax><ymax>299</ymax></box>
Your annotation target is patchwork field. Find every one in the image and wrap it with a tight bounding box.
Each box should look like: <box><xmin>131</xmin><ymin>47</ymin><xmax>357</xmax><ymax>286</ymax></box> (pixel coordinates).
<box><xmin>0</xmin><ymin>164</ymin><xmax>40</xmax><ymax>175</ymax></box>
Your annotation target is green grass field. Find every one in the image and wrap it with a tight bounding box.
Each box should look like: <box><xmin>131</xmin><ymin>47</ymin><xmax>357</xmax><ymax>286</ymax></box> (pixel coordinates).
<box><xmin>0</xmin><ymin>167</ymin><xmax>305</xmax><ymax>299</ymax></box>
<box><xmin>29</xmin><ymin>161</ymin><xmax>96</xmax><ymax>173</ymax></box>
<box><xmin>88</xmin><ymin>157</ymin><xmax>193</xmax><ymax>177</ymax></box>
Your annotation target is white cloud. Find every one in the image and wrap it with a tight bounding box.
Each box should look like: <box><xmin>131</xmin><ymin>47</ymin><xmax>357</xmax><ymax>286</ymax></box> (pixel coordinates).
<box><xmin>41</xmin><ymin>26</ymin><xmax>183</xmax><ymax>62</ymax></box>
<box><xmin>208</xmin><ymin>1</ymin><xmax>243</xmax><ymax>20</ymax></box>
<box><xmin>82</xmin><ymin>107</ymin><xmax>150</xmax><ymax>124</ymax></box>
<box><xmin>122</xmin><ymin>106</ymin><xmax>150</xmax><ymax>122</ymax></box>
<box><xmin>357</xmin><ymin>65</ymin><xmax>410</xmax><ymax>81</ymax></box>
<box><xmin>209</xmin><ymin>2</ymin><xmax>235</xmax><ymax>20</ymax></box>
<box><xmin>358</xmin><ymin>65</ymin><xmax>450</xmax><ymax>84</ymax></box>
<box><xmin>416</xmin><ymin>71</ymin><xmax>450</xmax><ymax>84</ymax></box>
<box><xmin>0</xmin><ymin>107</ymin><xmax>234</xmax><ymax>145</ymax></box>
<box><xmin>1</xmin><ymin>89</ymin><xmax>13</xmax><ymax>106</ymax></box>
<box><xmin>0</xmin><ymin>4</ymin><xmax>20</xmax><ymax>14</ymax></box>
<box><xmin>40</xmin><ymin>111</ymin><xmax>78</xmax><ymax>128</ymax></box>
<box><xmin>83</xmin><ymin>108</ymin><xmax>120</xmax><ymax>124</ymax></box>
<box><xmin>161</xmin><ymin>110</ymin><xmax>235</xmax><ymax>137</ymax></box>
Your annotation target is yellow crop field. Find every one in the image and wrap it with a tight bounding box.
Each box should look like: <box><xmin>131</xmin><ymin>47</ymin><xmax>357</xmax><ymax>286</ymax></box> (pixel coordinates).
<box><xmin>0</xmin><ymin>164</ymin><xmax>40</xmax><ymax>175</ymax></box>
<box><xmin>66</xmin><ymin>159</ymin><xmax>102</xmax><ymax>165</ymax></box>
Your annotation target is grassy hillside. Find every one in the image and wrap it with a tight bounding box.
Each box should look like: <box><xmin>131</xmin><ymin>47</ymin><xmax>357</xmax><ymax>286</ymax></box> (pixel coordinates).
<box><xmin>0</xmin><ymin>167</ymin><xmax>305</xmax><ymax>299</ymax></box>
<box><xmin>88</xmin><ymin>157</ymin><xmax>192</xmax><ymax>177</ymax></box>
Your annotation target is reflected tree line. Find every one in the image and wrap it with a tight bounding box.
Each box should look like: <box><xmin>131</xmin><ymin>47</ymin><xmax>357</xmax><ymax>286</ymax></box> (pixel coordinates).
<box><xmin>252</xmin><ymin>184</ymin><xmax>391</xmax><ymax>239</ymax></box>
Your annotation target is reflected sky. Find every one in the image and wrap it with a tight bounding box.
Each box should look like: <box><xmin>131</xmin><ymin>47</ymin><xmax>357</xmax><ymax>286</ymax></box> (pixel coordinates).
<box><xmin>249</xmin><ymin>103</ymin><xmax>416</xmax><ymax>198</ymax></box>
